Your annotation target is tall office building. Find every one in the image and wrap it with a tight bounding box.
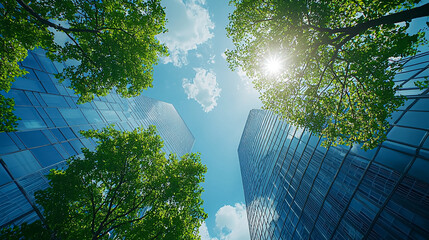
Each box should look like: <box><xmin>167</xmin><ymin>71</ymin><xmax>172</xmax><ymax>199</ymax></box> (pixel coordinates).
<box><xmin>238</xmin><ymin>51</ymin><xmax>429</xmax><ymax>239</ymax></box>
<box><xmin>0</xmin><ymin>49</ymin><xmax>194</xmax><ymax>228</ymax></box>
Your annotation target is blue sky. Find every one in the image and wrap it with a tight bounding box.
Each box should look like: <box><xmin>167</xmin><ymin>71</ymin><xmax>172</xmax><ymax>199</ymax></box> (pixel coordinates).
<box><xmin>45</xmin><ymin>0</ymin><xmax>429</xmax><ymax>239</ymax></box>
<box><xmin>142</xmin><ymin>0</ymin><xmax>260</xmax><ymax>239</ymax></box>
<box><xmin>143</xmin><ymin>1</ymin><xmax>429</xmax><ymax>239</ymax></box>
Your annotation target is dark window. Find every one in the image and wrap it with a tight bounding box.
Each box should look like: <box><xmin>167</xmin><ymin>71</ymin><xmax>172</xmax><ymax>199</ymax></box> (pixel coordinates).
<box><xmin>42</xmin><ymin>130</ymin><xmax>57</xmax><ymax>144</ymax></box>
<box><xmin>41</xmin><ymin>80</ymin><xmax>60</xmax><ymax>95</ymax></box>
<box><xmin>51</xmin><ymin>129</ymin><xmax>66</xmax><ymax>142</ymax></box>
<box><xmin>0</xmin><ymin>132</ymin><xmax>19</xmax><ymax>154</ymax></box>
<box><xmin>375</xmin><ymin>147</ymin><xmax>413</xmax><ymax>172</ymax></box>
<box><xmin>408</xmin><ymin>158</ymin><xmax>429</xmax><ymax>183</ymax></box>
<box><xmin>61</xmin><ymin>141</ymin><xmax>77</xmax><ymax>157</ymax></box>
<box><xmin>0</xmin><ymin>165</ymin><xmax>12</xmax><ymax>186</ymax></box>
<box><xmin>59</xmin><ymin>127</ymin><xmax>76</xmax><ymax>139</ymax></box>
<box><xmin>16</xmin><ymin>130</ymin><xmax>50</xmax><ymax>148</ymax></box>
<box><xmin>31</xmin><ymin>145</ymin><xmax>63</xmax><ymax>167</ymax></box>
<box><xmin>387</xmin><ymin>126</ymin><xmax>425</xmax><ymax>146</ymax></box>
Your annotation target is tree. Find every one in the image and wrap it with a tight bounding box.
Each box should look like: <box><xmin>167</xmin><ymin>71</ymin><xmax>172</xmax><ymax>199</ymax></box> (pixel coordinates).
<box><xmin>0</xmin><ymin>95</ymin><xmax>19</xmax><ymax>131</ymax></box>
<box><xmin>0</xmin><ymin>0</ymin><xmax>167</xmax><ymax>131</ymax></box>
<box><xmin>0</xmin><ymin>126</ymin><xmax>207</xmax><ymax>240</ymax></box>
<box><xmin>226</xmin><ymin>0</ymin><xmax>429</xmax><ymax>150</ymax></box>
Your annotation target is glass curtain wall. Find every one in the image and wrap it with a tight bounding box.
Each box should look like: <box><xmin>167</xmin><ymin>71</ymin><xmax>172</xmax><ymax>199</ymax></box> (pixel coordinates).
<box><xmin>0</xmin><ymin>50</ymin><xmax>194</xmax><ymax>227</ymax></box>
<box><xmin>238</xmin><ymin>51</ymin><xmax>429</xmax><ymax>240</ymax></box>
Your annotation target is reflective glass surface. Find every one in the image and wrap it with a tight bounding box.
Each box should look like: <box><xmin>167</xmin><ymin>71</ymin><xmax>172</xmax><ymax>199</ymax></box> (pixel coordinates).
<box><xmin>239</xmin><ymin>51</ymin><xmax>429</xmax><ymax>240</ymax></box>
<box><xmin>0</xmin><ymin>50</ymin><xmax>194</xmax><ymax>228</ymax></box>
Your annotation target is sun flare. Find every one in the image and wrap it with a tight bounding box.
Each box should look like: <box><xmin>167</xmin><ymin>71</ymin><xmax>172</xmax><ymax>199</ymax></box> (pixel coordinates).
<box><xmin>264</xmin><ymin>55</ymin><xmax>283</xmax><ymax>75</ymax></box>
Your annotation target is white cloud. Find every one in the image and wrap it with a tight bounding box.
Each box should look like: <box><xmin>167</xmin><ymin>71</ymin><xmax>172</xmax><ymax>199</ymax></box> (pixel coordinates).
<box><xmin>182</xmin><ymin>68</ymin><xmax>221</xmax><ymax>112</ymax></box>
<box><xmin>236</xmin><ymin>67</ymin><xmax>252</xmax><ymax>87</ymax></box>
<box><xmin>215</xmin><ymin>203</ymin><xmax>250</xmax><ymax>240</ymax></box>
<box><xmin>208</xmin><ymin>55</ymin><xmax>216</xmax><ymax>64</ymax></box>
<box><xmin>159</xmin><ymin>0</ymin><xmax>214</xmax><ymax>66</ymax></box>
<box><xmin>199</xmin><ymin>222</ymin><xmax>219</xmax><ymax>240</ymax></box>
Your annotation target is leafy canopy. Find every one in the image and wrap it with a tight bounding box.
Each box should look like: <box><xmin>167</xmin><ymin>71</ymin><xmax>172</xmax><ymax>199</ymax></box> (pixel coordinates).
<box><xmin>0</xmin><ymin>0</ymin><xmax>167</xmax><ymax>131</ymax></box>
<box><xmin>1</xmin><ymin>126</ymin><xmax>207</xmax><ymax>240</ymax></box>
<box><xmin>226</xmin><ymin>0</ymin><xmax>428</xmax><ymax>150</ymax></box>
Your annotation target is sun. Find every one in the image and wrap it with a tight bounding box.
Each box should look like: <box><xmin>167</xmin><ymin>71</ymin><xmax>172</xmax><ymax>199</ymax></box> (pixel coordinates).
<box><xmin>263</xmin><ymin>55</ymin><xmax>283</xmax><ymax>75</ymax></box>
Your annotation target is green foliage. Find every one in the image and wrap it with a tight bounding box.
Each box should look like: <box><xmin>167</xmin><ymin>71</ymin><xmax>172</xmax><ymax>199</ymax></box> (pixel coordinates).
<box><xmin>1</xmin><ymin>126</ymin><xmax>207</xmax><ymax>240</ymax></box>
<box><xmin>0</xmin><ymin>95</ymin><xmax>18</xmax><ymax>132</ymax></box>
<box><xmin>0</xmin><ymin>221</ymin><xmax>51</xmax><ymax>240</ymax></box>
<box><xmin>0</xmin><ymin>0</ymin><xmax>167</xmax><ymax>131</ymax></box>
<box><xmin>226</xmin><ymin>0</ymin><xmax>428</xmax><ymax>150</ymax></box>
<box><xmin>0</xmin><ymin>0</ymin><xmax>55</xmax><ymax>132</ymax></box>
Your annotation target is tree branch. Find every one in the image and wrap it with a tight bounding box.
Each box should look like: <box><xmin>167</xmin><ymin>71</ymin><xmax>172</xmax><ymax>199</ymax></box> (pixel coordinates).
<box><xmin>16</xmin><ymin>0</ymin><xmax>135</xmax><ymax>36</ymax></box>
<box><xmin>15</xmin><ymin>0</ymin><xmax>99</xmax><ymax>33</ymax></box>
<box><xmin>304</xmin><ymin>3</ymin><xmax>429</xmax><ymax>35</ymax></box>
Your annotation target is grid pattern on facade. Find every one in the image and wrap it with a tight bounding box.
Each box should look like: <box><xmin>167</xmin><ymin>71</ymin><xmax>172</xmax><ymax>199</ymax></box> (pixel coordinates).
<box><xmin>238</xmin><ymin>51</ymin><xmax>429</xmax><ymax>240</ymax></box>
<box><xmin>0</xmin><ymin>49</ymin><xmax>195</xmax><ymax>227</ymax></box>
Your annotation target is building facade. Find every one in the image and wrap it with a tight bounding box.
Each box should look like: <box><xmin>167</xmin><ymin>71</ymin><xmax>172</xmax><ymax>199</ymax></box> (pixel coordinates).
<box><xmin>238</xmin><ymin>51</ymin><xmax>429</xmax><ymax>239</ymax></box>
<box><xmin>0</xmin><ymin>49</ymin><xmax>194</xmax><ymax>228</ymax></box>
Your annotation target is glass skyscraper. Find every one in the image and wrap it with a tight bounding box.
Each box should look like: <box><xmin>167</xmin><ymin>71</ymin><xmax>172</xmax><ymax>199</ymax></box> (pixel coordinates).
<box><xmin>0</xmin><ymin>49</ymin><xmax>194</xmax><ymax>228</ymax></box>
<box><xmin>238</xmin><ymin>51</ymin><xmax>429</xmax><ymax>239</ymax></box>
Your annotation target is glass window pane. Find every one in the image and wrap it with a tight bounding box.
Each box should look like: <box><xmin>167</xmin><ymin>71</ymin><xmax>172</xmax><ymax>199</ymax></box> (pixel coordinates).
<box><xmin>12</xmin><ymin>77</ymin><xmax>45</xmax><ymax>92</ymax></box>
<box><xmin>0</xmin><ymin>132</ymin><xmax>19</xmax><ymax>154</ymax></box>
<box><xmin>42</xmin><ymin>130</ymin><xmax>57</xmax><ymax>144</ymax></box>
<box><xmin>54</xmin><ymin>144</ymin><xmax>70</xmax><ymax>159</ymax></box>
<box><xmin>45</xmin><ymin>108</ymin><xmax>68</xmax><ymax>127</ymax></box>
<box><xmin>14</xmin><ymin>107</ymin><xmax>47</xmax><ymax>130</ymax></box>
<box><xmin>16</xmin><ymin>130</ymin><xmax>50</xmax><ymax>148</ymax></box>
<box><xmin>0</xmin><ymin>183</ymin><xmax>33</xmax><ymax>226</ymax></box>
<box><xmin>40</xmin><ymin>93</ymin><xmax>69</xmax><ymax>108</ymax></box>
<box><xmin>387</xmin><ymin>126</ymin><xmax>425</xmax><ymax>146</ymax></box>
<box><xmin>31</xmin><ymin>145</ymin><xmax>63</xmax><ymax>167</ymax></box>
<box><xmin>51</xmin><ymin>129</ymin><xmax>66</xmax><ymax>142</ymax></box>
<box><xmin>2</xmin><ymin>89</ymin><xmax>31</xmax><ymax>106</ymax></box>
<box><xmin>2</xmin><ymin>150</ymin><xmax>42</xmax><ymax>178</ymax></box>
<box><xmin>59</xmin><ymin>108</ymin><xmax>88</xmax><ymax>125</ymax></box>
<box><xmin>411</xmin><ymin>98</ymin><xmax>429</xmax><ymax>111</ymax></box>
<box><xmin>7</xmin><ymin>133</ymin><xmax>25</xmax><ymax>150</ymax></box>
<box><xmin>94</xmin><ymin>100</ymin><xmax>109</xmax><ymax>110</ymax></box>
<box><xmin>398</xmin><ymin>111</ymin><xmax>429</xmax><ymax>129</ymax></box>
<box><xmin>20</xmin><ymin>52</ymin><xmax>42</xmax><ymax>70</ymax></box>
<box><xmin>82</xmin><ymin>109</ymin><xmax>104</xmax><ymax>123</ymax></box>
<box><xmin>36</xmin><ymin>55</ymin><xmax>58</xmax><ymax>74</ymax></box>
<box><xmin>409</xmin><ymin>158</ymin><xmax>429</xmax><ymax>183</ymax></box>
<box><xmin>33</xmin><ymin>93</ymin><xmax>47</xmax><ymax>107</ymax></box>
<box><xmin>0</xmin><ymin>165</ymin><xmax>12</xmax><ymax>186</ymax></box>
<box><xmin>61</xmin><ymin>142</ymin><xmax>77</xmax><ymax>156</ymax></box>
<box><xmin>374</xmin><ymin>147</ymin><xmax>413</xmax><ymax>172</ymax></box>
<box><xmin>59</xmin><ymin>127</ymin><xmax>76</xmax><ymax>140</ymax></box>
<box><xmin>34</xmin><ymin>69</ymin><xmax>52</xmax><ymax>82</ymax></box>
<box><xmin>69</xmin><ymin>139</ymin><xmax>84</xmax><ymax>154</ymax></box>
<box><xmin>24</xmin><ymin>92</ymin><xmax>41</xmax><ymax>106</ymax></box>
<box><xmin>41</xmin><ymin>80</ymin><xmax>60</xmax><ymax>95</ymax></box>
